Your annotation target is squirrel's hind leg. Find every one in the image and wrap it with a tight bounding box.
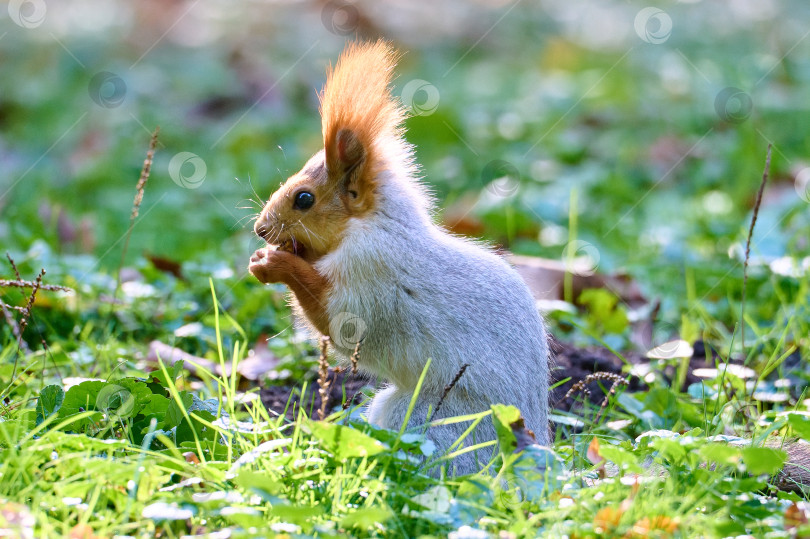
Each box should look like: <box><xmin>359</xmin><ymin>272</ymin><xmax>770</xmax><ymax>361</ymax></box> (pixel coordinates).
<box><xmin>366</xmin><ymin>386</ymin><xmax>495</xmax><ymax>476</ymax></box>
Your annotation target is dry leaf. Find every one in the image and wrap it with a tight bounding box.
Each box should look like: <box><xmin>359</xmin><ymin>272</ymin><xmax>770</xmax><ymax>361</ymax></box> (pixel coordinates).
<box><xmin>69</xmin><ymin>524</ymin><xmax>97</xmax><ymax>539</ymax></box>
<box><xmin>147</xmin><ymin>340</ymin><xmax>280</xmax><ymax>382</ymax></box>
<box><xmin>147</xmin><ymin>253</ymin><xmax>185</xmax><ymax>280</ymax></box>
<box><xmin>627</xmin><ymin>516</ymin><xmax>679</xmax><ymax>538</ymax></box>
<box><xmin>509</xmin><ymin>417</ymin><xmax>538</xmax><ymax>452</ymax></box>
<box><xmin>594</xmin><ymin>506</ymin><xmax>623</xmax><ymax>532</ymax></box>
<box><xmin>587</xmin><ymin>437</ymin><xmax>603</xmax><ymax>466</ymax></box>
<box><xmin>785</xmin><ymin>502</ymin><xmax>809</xmax><ymax>531</ymax></box>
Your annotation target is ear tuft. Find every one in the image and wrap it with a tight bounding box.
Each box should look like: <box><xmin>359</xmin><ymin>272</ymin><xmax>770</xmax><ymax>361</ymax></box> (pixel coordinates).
<box><xmin>336</xmin><ymin>129</ymin><xmax>364</xmax><ymax>169</ymax></box>
<box><xmin>320</xmin><ymin>40</ymin><xmax>406</xmax><ymax>187</ymax></box>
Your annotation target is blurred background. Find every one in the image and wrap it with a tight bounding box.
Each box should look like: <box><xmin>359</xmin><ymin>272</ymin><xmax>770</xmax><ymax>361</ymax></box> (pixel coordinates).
<box><xmin>1</xmin><ymin>0</ymin><xmax>809</xmax><ymax>351</ymax></box>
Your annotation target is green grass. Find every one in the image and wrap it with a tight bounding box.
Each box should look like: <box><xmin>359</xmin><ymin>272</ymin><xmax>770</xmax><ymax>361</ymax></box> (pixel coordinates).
<box><xmin>2</xmin><ymin>271</ymin><xmax>810</xmax><ymax>537</ymax></box>
<box><xmin>3</xmin><ymin>0</ymin><xmax>810</xmax><ymax>536</ymax></box>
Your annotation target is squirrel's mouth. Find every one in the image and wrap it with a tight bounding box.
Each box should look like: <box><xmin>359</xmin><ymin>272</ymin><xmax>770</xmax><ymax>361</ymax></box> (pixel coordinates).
<box><xmin>275</xmin><ymin>237</ymin><xmax>306</xmax><ymax>258</ymax></box>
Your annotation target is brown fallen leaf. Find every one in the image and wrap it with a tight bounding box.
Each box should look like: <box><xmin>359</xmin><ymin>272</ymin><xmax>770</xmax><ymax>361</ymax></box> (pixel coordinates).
<box><xmin>509</xmin><ymin>254</ymin><xmax>646</xmax><ymax>307</ymax></box>
<box><xmin>627</xmin><ymin>515</ymin><xmax>679</xmax><ymax>538</ymax></box>
<box><xmin>587</xmin><ymin>437</ymin><xmax>603</xmax><ymax>466</ymax></box>
<box><xmin>146</xmin><ymin>340</ymin><xmax>280</xmax><ymax>382</ymax></box>
<box><xmin>785</xmin><ymin>502</ymin><xmax>809</xmax><ymax>532</ymax></box>
<box><xmin>148</xmin><ymin>340</ymin><xmax>222</xmax><ymax>376</ymax></box>
<box><xmin>69</xmin><ymin>524</ymin><xmax>98</xmax><ymax>539</ymax></box>
<box><xmin>146</xmin><ymin>253</ymin><xmax>185</xmax><ymax>281</ymax></box>
<box><xmin>594</xmin><ymin>506</ymin><xmax>623</xmax><ymax>533</ymax></box>
<box><xmin>183</xmin><ymin>451</ymin><xmax>201</xmax><ymax>465</ymax></box>
<box><xmin>509</xmin><ymin>416</ymin><xmax>538</xmax><ymax>452</ymax></box>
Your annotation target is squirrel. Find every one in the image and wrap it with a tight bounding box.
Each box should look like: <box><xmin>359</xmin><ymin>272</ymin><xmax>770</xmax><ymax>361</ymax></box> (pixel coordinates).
<box><xmin>248</xmin><ymin>40</ymin><xmax>550</xmax><ymax>475</ymax></box>
<box><xmin>245</xmin><ymin>40</ymin><xmax>810</xmax><ymax>490</ymax></box>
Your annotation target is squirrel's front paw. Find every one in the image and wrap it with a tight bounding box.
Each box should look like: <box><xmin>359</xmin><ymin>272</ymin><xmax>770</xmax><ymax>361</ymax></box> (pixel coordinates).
<box><xmin>248</xmin><ymin>248</ymin><xmax>296</xmax><ymax>284</ymax></box>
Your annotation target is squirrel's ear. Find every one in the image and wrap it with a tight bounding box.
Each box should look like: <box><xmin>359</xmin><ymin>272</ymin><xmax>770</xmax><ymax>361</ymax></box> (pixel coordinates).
<box><xmin>336</xmin><ymin>129</ymin><xmax>364</xmax><ymax>171</ymax></box>
<box><xmin>328</xmin><ymin>128</ymin><xmax>373</xmax><ymax>211</ymax></box>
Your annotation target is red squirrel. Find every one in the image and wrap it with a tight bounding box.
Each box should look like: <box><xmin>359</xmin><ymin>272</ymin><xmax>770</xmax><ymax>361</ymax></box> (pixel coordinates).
<box><xmin>249</xmin><ymin>40</ymin><xmax>549</xmax><ymax>475</ymax></box>
<box><xmin>247</xmin><ymin>41</ymin><xmax>810</xmax><ymax>488</ymax></box>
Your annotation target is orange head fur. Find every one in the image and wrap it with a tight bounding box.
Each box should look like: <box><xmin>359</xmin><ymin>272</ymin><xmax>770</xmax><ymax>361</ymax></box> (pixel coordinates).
<box><xmin>254</xmin><ymin>40</ymin><xmax>407</xmax><ymax>263</ymax></box>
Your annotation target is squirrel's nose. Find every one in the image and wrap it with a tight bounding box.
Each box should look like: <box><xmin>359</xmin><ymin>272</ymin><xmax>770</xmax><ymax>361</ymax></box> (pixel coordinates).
<box><xmin>254</xmin><ymin>218</ymin><xmax>269</xmax><ymax>240</ymax></box>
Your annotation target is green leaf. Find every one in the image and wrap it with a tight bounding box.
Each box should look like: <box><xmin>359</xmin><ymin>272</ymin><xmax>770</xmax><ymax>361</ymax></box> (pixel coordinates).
<box><xmin>149</xmin><ymin>361</ymin><xmax>184</xmax><ymax>388</ymax></box>
<box><xmin>491</xmin><ymin>404</ymin><xmax>522</xmax><ymax>457</ymax></box>
<box><xmin>95</xmin><ymin>380</ymin><xmax>152</xmax><ymax>420</ymax></box>
<box><xmin>308</xmin><ymin>421</ymin><xmax>386</xmax><ymax>459</ymax></box>
<box><xmin>597</xmin><ymin>444</ymin><xmax>641</xmax><ymax>472</ymax></box>
<box><xmin>341</xmin><ymin>507</ymin><xmax>394</xmax><ymax>529</ymax></box>
<box><xmin>57</xmin><ymin>381</ymin><xmax>107</xmax><ymax>429</ymax></box>
<box><xmin>741</xmin><ymin>447</ymin><xmax>787</xmax><ymax>476</ymax></box>
<box><xmin>36</xmin><ymin>385</ymin><xmax>64</xmax><ymax>424</ymax></box>
<box><xmin>233</xmin><ymin>470</ymin><xmax>284</xmax><ymax>497</ymax></box>
<box><xmin>699</xmin><ymin>443</ymin><xmax>742</xmax><ymax>467</ymax></box>
<box><xmin>651</xmin><ymin>437</ymin><xmax>688</xmax><ymax>464</ymax></box>
<box><xmin>788</xmin><ymin>414</ymin><xmax>810</xmax><ymax>441</ymax></box>
<box><xmin>266</xmin><ymin>504</ymin><xmax>324</xmax><ymax>525</ymax></box>
<box><xmin>176</xmin><ymin>410</ymin><xmax>218</xmax><ymax>445</ymax></box>
<box><xmin>140</xmin><ymin>394</ymin><xmax>171</xmax><ymax>424</ymax></box>
<box><xmin>164</xmin><ymin>391</ymin><xmax>194</xmax><ymax>430</ymax></box>
<box><xmin>617</xmin><ymin>393</ymin><xmax>663</xmax><ymax>428</ymax></box>
<box><xmin>578</xmin><ymin>288</ymin><xmax>629</xmax><ymax>335</ymax></box>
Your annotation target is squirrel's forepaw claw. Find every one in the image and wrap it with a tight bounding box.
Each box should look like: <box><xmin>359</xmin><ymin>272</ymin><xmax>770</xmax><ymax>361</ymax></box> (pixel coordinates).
<box><xmin>249</xmin><ymin>248</ymin><xmax>295</xmax><ymax>284</ymax></box>
<box><xmin>250</xmin><ymin>248</ymin><xmax>269</xmax><ymax>265</ymax></box>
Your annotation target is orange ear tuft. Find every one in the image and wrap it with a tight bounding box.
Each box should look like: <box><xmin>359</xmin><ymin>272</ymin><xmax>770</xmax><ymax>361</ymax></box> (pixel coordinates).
<box><xmin>320</xmin><ymin>40</ymin><xmax>406</xmax><ymax>193</ymax></box>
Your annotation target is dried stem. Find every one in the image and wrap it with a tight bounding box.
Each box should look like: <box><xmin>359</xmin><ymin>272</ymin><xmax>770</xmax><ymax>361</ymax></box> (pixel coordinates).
<box><xmin>594</xmin><ymin>377</ymin><xmax>630</xmax><ymax>424</ymax></box>
<box><xmin>5</xmin><ymin>253</ymin><xmax>20</xmax><ymax>281</ymax></box>
<box><xmin>8</xmin><ymin>268</ymin><xmax>45</xmax><ymax>385</ymax></box>
<box><xmin>113</xmin><ymin>127</ymin><xmax>160</xmax><ymax>307</ymax></box>
<box><xmin>0</xmin><ymin>279</ymin><xmax>72</xmax><ymax>292</ymax></box>
<box><xmin>339</xmin><ymin>340</ymin><xmax>364</xmax><ymax>410</ymax></box>
<box><xmin>432</xmin><ymin>363</ymin><xmax>470</xmax><ymax>419</ymax></box>
<box><xmin>561</xmin><ymin>372</ymin><xmax>627</xmax><ymax>402</ymax></box>
<box><xmin>740</xmin><ymin>144</ymin><xmax>771</xmax><ymax>362</ymax></box>
<box><xmin>350</xmin><ymin>340</ymin><xmax>362</xmax><ymax>375</ymax></box>
<box><xmin>317</xmin><ymin>336</ymin><xmax>332</xmax><ymax>420</ymax></box>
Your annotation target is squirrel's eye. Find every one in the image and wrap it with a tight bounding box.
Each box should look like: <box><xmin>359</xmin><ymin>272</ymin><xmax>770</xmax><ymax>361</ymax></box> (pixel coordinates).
<box><xmin>293</xmin><ymin>191</ymin><xmax>315</xmax><ymax>210</ymax></box>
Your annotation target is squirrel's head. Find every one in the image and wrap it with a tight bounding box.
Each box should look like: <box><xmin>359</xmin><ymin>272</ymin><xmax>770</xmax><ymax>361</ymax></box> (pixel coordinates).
<box><xmin>254</xmin><ymin>40</ymin><xmax>406</xmax><ymax>262</ymax></box>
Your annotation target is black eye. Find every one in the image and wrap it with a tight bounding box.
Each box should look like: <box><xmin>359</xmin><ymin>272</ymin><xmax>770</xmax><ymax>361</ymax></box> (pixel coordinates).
<box><xmin>293</xmin><ymin>191</ymin><xmax>315</xmax><ymax>210</ymax></box>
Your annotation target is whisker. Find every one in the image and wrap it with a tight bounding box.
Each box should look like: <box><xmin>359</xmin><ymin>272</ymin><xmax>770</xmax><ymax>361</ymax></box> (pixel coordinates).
<box><xmin>236</xmin><ymin>175</ymin><xmax>266</xmax><ymax>210</ymax></box>
<box><xmin>300</xmin><ymin>226</ymin><xmax>313</xmax><ymax>245</ymax></box>
<box><xmin>232</xmin><ymin>213</ymin><xmax>259</xmax><ymax>230</ymax></box>
<box><xmin>297</xmin><ymin>220</ymin><xmax>324</xmax><ymax>242</ymax></box>
<box><xmin>237</xmin><ymin>204</ymin><xmax>261</xmax><ymax>211</ymax></box>
<box><xmin>247</xmin><ymin>174</ymin><xmax>266</xmax><ymax>208</ymax></box>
